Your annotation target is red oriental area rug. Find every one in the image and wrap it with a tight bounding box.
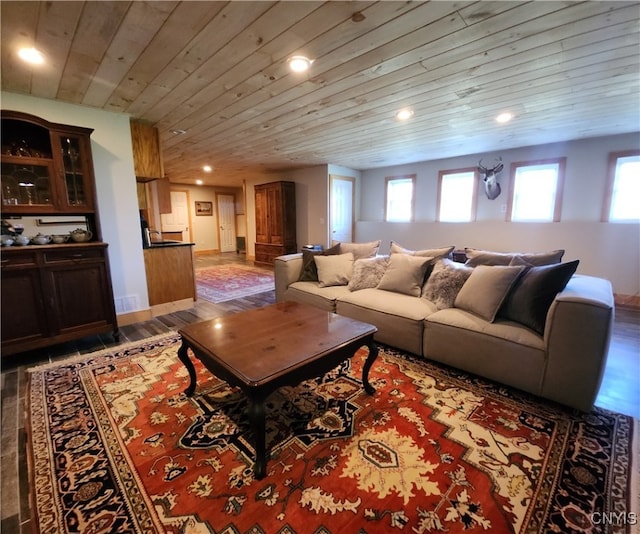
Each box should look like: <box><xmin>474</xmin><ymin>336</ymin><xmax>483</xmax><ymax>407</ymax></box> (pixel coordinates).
<box><xmin>196</xmin><ymin>264</ymin><xmax>274</xmax><ymax>303</ymax></box>
<box><xmin>26</xmin><ymin>334</ymin><xmax>637</xmax><ymax>533</ymax></box>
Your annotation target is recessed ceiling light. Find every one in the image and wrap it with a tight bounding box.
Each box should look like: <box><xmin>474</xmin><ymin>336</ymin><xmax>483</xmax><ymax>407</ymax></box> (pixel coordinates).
<box><xmin>203</xmin><ymin>165</ymin><xmax>212</xmax><ymax>172</ymax></box>
<box><xmin>195</xmin><ymin>179</ymin><xmax>203</xmax><ymax>185</ymax></box>
<box><xmin>395</xmin><ymin>108</ymin><xmax>414</xmax><ymax>121</ymax></box>
<box><xmin>18</xmin><ymin>47</ymin><xmax>44</xmax><ymax>65</ymax></box>
<box><xmin>495</xmin><ymin>112</ymin><xmax>514</xmax><ymax>124</ymax></box>
<box><xmin>170</xmin><ymin>129</ymin><xmax>187</xmax><ymax>135</ymax></box>
<box><xmin>288</xmin><ymin>55</ymin><xmax>313</xmax><ymax>73</ymax></box>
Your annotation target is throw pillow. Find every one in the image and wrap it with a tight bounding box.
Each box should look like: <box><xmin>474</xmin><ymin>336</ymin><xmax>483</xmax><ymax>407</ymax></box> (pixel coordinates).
<box><xmin>299</xmin><ymin>243</ymin><xmax>341</xmax><ymax>281</ymax></box>
<box><xmin>500</xmin><ymin>259</ymin><xmax>580</xmax><ymax>334</ymax></box>
<box><xmin>314</xmin><ymin>252</ymin><xmax>354</xmax><ymax>288</ymax></box>
<box><xmin>348</xmin><ymin>256</ymin><xmax>389</xmax><ymax>291</ymax></box>
<box><xmin>422</xmin><ymin>258</ymin><xmax>474</xmax><ymax>309</ymax></box>
<box><xmin>464</xmin><ymin>247</ymin><xmax>564</xmax><ymax>267</ymax></box>
<box><xmin>454</xmin><ymin>265</ymin><xmax>525</xmax><ymax>322</ymax></box>
<box><xmin>337</xmin><ymin>240</ymin><xmax>381</xmax><ymax>260</ymax></box>
<box><xmin>377</xmin><ymin>254</ymin><xmax>433</xmax><ymax>297</ymax></box>
<box><xmin>390</xmin><ymin>241</ymin><xmax>455</xmax><ymax>259</ymax></box>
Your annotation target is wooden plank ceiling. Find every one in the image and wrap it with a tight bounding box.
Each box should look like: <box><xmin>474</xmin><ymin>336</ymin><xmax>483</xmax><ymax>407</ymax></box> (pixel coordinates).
<box><xmin>2</xmin><ymin>1</ymin><xmax>639</xmax><ymax>187</ymax></box>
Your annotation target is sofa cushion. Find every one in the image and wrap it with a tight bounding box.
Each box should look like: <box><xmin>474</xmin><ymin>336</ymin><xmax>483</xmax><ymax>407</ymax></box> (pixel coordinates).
<box><xmin>422</xmin><ymin>258</ymin><xmax>473</xmax><ymax>309</ymax></box>
<box><xmin>390</xmin><ymin>241</ymin><xmax>454</xmax><ymax>259</ymax></box>
<box><xmin>348</xmin><ymin>256</ymin><xmax>389</xmax><ymax>291</ymax></box>
<box><xmin>454</xmin><ymin>265</ymin><xmax>525</xmax><ymax>321</ymax></box>
<box><xmin>315</xmin><ymin>252</ymin><xmax>354</xmax><ymax>287</ymax></box>
<box><xmin>337</xmin><ymin>240</ymin><xmax>381</xmax><ymax>260</ymax></box>
<box><xmin>286</xmin><ymin>282</ymin><xmax>352</xmax><ymax>312</ymax></box>
<box><xmin>377</xmin><ymin>253</ymin><xmax>432</xmax><ymax>296</ymax></box>
<box><xmin>464</xmin><ymin>247</ymin><xmax>564</xmax><ymax>267</ymax></box>
<box><xmin>500</xmin><ymin>259</ymin><xmax>580</xmax><ymax>334</ymax></box>
<box><xmin>299</xmin><ymin>243</ymin><xmax>341</xmax><ymax>281</ymax></box>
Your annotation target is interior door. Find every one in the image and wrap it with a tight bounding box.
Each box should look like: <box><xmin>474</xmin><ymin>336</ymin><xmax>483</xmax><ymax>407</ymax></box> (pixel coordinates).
<box><xmin>330</xmin><ymin>175</ymin><xmax>355</xmax><ymax>244</ymax></box>
<box><xmin>161</xmin><ymin>190</ymin><xmax>190</xmax><ymax>241</ymax></box>
<box><xmin>217</xmin><ymin>193</ymin><xmax>236</xmax><ymax>252</ymax></box>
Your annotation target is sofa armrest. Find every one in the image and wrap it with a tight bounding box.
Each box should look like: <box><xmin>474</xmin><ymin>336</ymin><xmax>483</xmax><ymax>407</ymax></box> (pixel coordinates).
<box><xmin>542</xmin><ymin>275</ymin><xmax>614</xmax><ymax>411</ymax></box>
<box><xmin>274</xmin><ymin>253</ymin><xmax>303</xmax><ymax>302</ymax></box>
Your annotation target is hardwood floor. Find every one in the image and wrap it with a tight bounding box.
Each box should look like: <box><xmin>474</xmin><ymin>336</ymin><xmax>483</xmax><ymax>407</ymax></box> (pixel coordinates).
<box><xmin>1</xmin><ymin>252</ymin><xmax>638</xmax><ymax>533</ymax></box>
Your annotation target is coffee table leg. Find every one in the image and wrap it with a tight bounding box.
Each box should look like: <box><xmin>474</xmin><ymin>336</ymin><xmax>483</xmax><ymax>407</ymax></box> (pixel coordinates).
<box><xmin>177</xmin><ymin>338</ymin><xmax>197</xmax><ymax>397</ymax></box>
<box><xmin>362</xmin><ymin>340</ymin><xmax>378</xmax><ymax>395</ymax></box>
<box><xmin>247</xmin><ymin>392</ymin><xmax>267</xmax><ymax>479</ymax></box>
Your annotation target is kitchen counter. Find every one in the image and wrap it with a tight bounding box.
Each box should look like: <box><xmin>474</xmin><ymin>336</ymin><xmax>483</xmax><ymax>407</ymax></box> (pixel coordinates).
<box><xmin>143</xmin><ymin>242</ymin><xmax>195</xmax><ymax>315</ymax></box>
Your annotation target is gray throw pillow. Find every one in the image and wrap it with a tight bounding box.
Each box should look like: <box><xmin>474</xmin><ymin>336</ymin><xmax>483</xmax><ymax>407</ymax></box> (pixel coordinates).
<box><xmin>422</xmin><ymin>258</ymin><xmax>474</xmax><ymax>309</ymax></box>
<box><xmin>314</xmin><ymin>252</ymin><xmax>354</xmax><ymax>287</ymax></box>
<box><xmin>454</xmin><ymin>265</ymin><xmax>525</xmax><ymax>322</ymax></box>
<box><xmin>377</xmin><ymin>254</ymin><xmax>433</xmax><ymax>297</ymax></box>
<box><xmin>500</xmin><ymin>260</ymin><xmax>579</xmax><ymax>334</ymax></box>
<box><xmin>348</xmin><ymin>256</ymin><xmax>389</xmax><ymax>291</ymax></box>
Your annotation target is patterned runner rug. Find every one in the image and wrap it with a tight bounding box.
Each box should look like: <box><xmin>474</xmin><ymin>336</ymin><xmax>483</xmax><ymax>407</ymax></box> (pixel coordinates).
<box><xmin>196</xmin><ymin>264</ymin><xmax>274</xmax><ymax>303</ymax></box>
<box><xmin>26</xmin><ymin>334</ymin><xmax>638</xmax><ymax>533</ymax></box>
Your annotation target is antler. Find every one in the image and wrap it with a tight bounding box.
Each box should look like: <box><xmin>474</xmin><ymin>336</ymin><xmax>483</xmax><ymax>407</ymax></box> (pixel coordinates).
<box><xmin>478</xmin><ymin>159</ymin><xmax>488</xmax><ymax>174</ymax></box>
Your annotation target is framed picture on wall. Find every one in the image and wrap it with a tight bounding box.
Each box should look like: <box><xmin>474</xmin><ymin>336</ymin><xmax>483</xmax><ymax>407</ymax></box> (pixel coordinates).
<box><xmin>195</xmin><ymin>201</ymin><xmax>213</xmax><ymax>216</ymax></box>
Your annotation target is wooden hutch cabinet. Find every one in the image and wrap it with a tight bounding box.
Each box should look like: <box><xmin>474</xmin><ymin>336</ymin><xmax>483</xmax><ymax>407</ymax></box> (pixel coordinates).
<box><xmin>1</xmin><ymin>111</ymin><xmax>119</xmax><ymax>356</ymax></box>
<box><xmin>254</xmin><ymin>181</ymin><xmax>296</xmax><ymax>265</ymax></box>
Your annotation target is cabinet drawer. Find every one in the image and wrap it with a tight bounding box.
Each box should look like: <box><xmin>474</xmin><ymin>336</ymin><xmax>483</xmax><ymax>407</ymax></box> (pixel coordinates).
<box><xmin>0</xmin><ymin>250</ymin><xmax>38</xmax><ymax>268</ymax></box>
<box><xmin>44</xmin><ymin>248</ymin><xmax>104</xmax><ymax>263</ymax></box>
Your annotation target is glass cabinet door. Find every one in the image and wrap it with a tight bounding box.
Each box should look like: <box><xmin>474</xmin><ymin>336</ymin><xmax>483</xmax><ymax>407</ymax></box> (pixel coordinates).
<box><xmin>2</xmin><ymin>160</ymin><xmax>54</xmax><ymax>207</ymax></box>
<box><xmin>59</xmin><ymin>135</ymin><xmax>91</xmax><ymax>208</ymax></box>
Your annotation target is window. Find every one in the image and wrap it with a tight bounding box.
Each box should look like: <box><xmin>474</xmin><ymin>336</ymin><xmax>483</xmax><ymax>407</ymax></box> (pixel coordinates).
<box><xmin>507</xmin><ymin>158</ymin><xmax>565</xmax><ymax>222</ymax></box>
<box><xmin>437</xmin><ymin>168</ymin><xmax>477</xmax><ymax>222</ymax></box>
<box><xmin>385</xmin><ymin>175</ymin><xmax>415</xmax><ymax>222</ymax></box>
<box><xmin>603</xmin><ymin>151</ymin><xmax>640</xmax><ymax>222</ymax></box>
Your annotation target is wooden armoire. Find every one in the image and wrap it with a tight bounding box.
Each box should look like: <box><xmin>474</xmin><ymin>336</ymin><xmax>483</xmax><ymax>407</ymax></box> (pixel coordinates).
<box><xmin>254</xmin><ymin>181</ymin><xmax>296</xmax><ymax>265</ymax></box>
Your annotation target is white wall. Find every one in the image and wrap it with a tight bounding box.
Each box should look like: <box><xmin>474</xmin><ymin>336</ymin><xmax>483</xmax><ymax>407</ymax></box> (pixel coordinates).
<box><xmin>1</xmin><ymin>91</ymin><xmax>150</xmax><ymax>314</ymax></box>
<box><xmin>357</xmin><ymin>133</ymin><xmax>640</xmax><ymax>296</ymax></box>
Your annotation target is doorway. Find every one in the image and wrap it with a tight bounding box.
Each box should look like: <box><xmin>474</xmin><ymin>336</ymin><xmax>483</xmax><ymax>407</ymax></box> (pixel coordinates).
<box><xmin>217</xmin><ymin>193</ymin><xmax>236</xmax><ymax>252</ymax></box>
<box><xmin>161</xmin><ymin>190</ymin><xmax>191</xmax><ymax>242</ymax></box>
<box><xmin>330</xmin><ymin>175</ymin><xmax>355</xmax><ymax>244</ymax></box>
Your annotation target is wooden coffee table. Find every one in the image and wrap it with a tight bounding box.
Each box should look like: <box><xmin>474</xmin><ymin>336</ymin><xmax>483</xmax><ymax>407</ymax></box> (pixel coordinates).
<box><xmin>177</xmin><ymin>301</ymin><xmax>378</xmax><ymax>479</ymax></box>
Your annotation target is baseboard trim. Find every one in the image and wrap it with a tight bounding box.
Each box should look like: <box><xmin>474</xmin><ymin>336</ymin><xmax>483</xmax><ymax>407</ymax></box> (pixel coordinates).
<box><xmin>150</xmin><ymin>298</ymin><xmax>195</xmax><ymax>317</ymax></box>
<box><xmin>194</xmin><ymin>249</ymin><xmax>219</xmax><ymax>256</ymax></box>
<box><xmin>614</xmin><ymin>293</ymin><xmax>640</xmax><ymax>310</ymax></box>
<box><xmin>117</xmin><ymin>309</ymin><xmax>152</xmax><ymax>326</ymax></box>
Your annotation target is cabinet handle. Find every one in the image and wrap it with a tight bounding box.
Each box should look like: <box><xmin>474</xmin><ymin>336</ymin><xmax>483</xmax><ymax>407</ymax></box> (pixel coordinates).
<box><xmin>70</xmin><ymin>254</ymin><xmax>84</xmax><ymax>258</ymax></box>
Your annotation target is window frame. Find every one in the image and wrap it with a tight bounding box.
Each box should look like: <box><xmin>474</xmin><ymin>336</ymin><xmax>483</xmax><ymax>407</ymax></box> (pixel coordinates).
<box><xmin>384</xmin><ymin>174</ymin><xmax>416</xmax><ymax>222</ymax></box>
<box><xmin>602</xmin><ymin>149</ymin><xmax>640</xmax><ymax>222</ymax></box>
<box><xmin>436</xmin><ymin>167</ymin><xmax>479</xmax><ymax>222</ymax></box>
<box><xmin>506</xmin><ymin>157</ymin><xmax>566</xmax><ymax>222</ymax></box>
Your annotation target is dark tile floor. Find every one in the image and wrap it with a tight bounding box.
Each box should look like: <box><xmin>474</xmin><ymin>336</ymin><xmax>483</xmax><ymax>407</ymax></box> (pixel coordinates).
<box><xmin>1</xmin><ymin>252</ymin><xmax>638</xmax><ymax>532</ymax></box>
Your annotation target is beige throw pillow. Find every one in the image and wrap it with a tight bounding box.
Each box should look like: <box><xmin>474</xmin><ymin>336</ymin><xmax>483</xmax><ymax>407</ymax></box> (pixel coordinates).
<box><xmin>314</xmin><ymin>252</ymin><xmax>354</xmax><ymax>287</ymax></box>
<box><xmin>454</xmin><ymin>265</ymin><xmax>525</xmax><ymax>321</ymax></box>
<box><xmin>377</xmin><ymin>254</ymin><xmax>433</xmax><ymax>296</ymax></box>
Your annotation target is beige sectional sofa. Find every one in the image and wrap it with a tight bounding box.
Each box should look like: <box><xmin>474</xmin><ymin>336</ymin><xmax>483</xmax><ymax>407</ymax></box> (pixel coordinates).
<box><xmin>274</xmin><ymin>243</ymin><xmax>614</xmax><ymax>412</ymax></box>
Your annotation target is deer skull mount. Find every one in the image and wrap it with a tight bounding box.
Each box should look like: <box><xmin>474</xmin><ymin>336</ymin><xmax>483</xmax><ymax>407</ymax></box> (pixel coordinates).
<box><xmin>478</xmin><ymin>157</ymin><xmax>504</xmax><ymax>200</ymax></box>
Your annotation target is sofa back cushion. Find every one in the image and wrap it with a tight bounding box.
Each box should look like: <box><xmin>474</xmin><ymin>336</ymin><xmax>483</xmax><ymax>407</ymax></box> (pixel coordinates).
<box><xmin>464</xmin><ymin>247</ymin><xmax>564</xmax><ymax>267</ymax></box>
